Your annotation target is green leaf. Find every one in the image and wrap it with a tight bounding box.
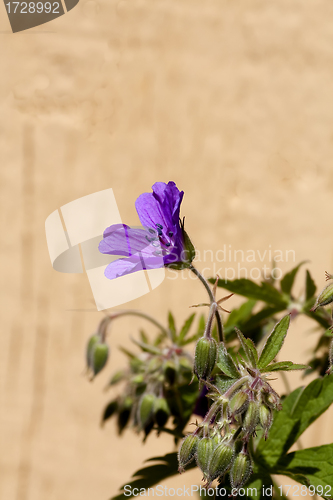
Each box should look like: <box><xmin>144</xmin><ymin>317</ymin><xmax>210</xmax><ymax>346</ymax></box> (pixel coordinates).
<box><xmin>261</xmin><ymin>361</ymin><xmax>293</xmax><ymax>372</ymax></box>
<box><xmin>243</xmin><ymin>469</ymin><xmax>274</xmax><ymax>500</ymax></box>
<box><xmin>256</xmin><ymin>375</ymin><xmax>333</xmax><ymax>468</ymax></box>
<box><xmin>242</xmin><ymin>305</ymin><xmax>286</xmax><ymax>333</ymax></box>
<box><xmin>217</xmin><ymin>464</ymin><xmax>274</xmax><ymax>500</ymax></box>
<box><xmin>217</xmin><ymin>344</ymin><xmax>241</xmax><ymax>379</ymax></box>
<box><xmin>106</xmin><ymin>370</ymin><xmax>126</xmax><ymax>387</ymax></box>
<box><xmin>258</xmin><ymin>315</ymin><xmax>291</xmax><ymax>370</ymax></box>
<box><xmin>306</xmin><ymin>269</ymin><xmax>317</xmax><ymax>301</ymax></box>
<box><xmin>139</xmin><ymin>330</ymin><xmax>149</xmax><ymax>344</ymax></box>
<box><xmin>215</xmin><ymin>375</ymin><xmax>238</xmax><ymax>394</ymax></box>
<box><xmin>182</xmin><ymin>315</ymin><xmax>206</xmax><ymax>345</ymax></box>
<box><xmin>224</xmin><ymin>299</ymin><xmax>256</xmax><ymax>330</ymax></box>
<box><xmin>262</xmin><ymin>362</ymin><xmax>309</xmax><ymax>373</ymax></box>
<box><xmin>280</xmin><ymin>261</ymin><xmax>307</xmax><ymax>296</ymax></box>
<box><xmin>168</xmin><ymin>312</ymin><xmax>177</xmax><ymax>342</ymax></box>
<box><xmin>235</xmin><ymin>327</ymin><xmax>258</xmax><ymax>367</ymax></box>
<box><xmin>111</xmin><ymin>453</ymin><xmax>193</xmax><ymax>500</ymax></box>
<box><xmin>101</xmin><ymin>400</ymin><xmax>118</xmax><ymax>427</ymax></box>
<box><xmin>118</xmin><ymin>346</ymin><xmax>135</xmax><ymax>359</ymax></box>
<box><xmin>275</xmin><ymin>444</ymin><xmax>333</xmax><ymax>498</ymax></box>
<box><xmin>178</xmin><ymin>313</ymin><xmax>195</xmax><ymax>343</ymax></box>
<box><xmin>304</xmin><ymin>310</ymin><xmax>332</xmax><ymax>330</ymax></box>
<box><xmin>131</xmin><ymin>337</ymin><xmax>161</xmax><ymax>355</ymax></box>
<box><xmin>213</xmin><ymin>278</ymin><xmax>288</xmax><ymax>307</ymax></box>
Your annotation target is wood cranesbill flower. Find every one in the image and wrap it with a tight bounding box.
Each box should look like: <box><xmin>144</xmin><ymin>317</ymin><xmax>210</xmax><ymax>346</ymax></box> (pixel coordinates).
<box><xmin>99</xmin><ymin>181</ymin><xmax>195</xmax><ymax>279</ymax></box>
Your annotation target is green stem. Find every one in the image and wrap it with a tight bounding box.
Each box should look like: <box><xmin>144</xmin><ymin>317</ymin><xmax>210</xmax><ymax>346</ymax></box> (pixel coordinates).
<box><xmin>189</xmin><ymin>264</ymin><xmax>224</xmax><ymax>343</ymax></box>
<box><xmin>100</xmin><ymin>310</ymin><xmax>169</xmax><ymax>339</ymax></box>
<box><xmin>204</xmin><ymin>303</ymin><xmax>217</xmax><ymax>339</ymax></box>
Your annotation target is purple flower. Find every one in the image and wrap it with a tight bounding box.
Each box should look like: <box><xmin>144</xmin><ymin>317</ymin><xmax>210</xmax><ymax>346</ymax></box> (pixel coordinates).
<box><xmin>99</xmin><ymin>182</ymin><xmax>195</xmax><ymax>280</ymax></box>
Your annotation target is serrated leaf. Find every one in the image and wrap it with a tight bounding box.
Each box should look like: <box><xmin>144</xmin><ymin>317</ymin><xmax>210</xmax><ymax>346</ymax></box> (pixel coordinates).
<box><xmin>168</xmin><ymin>312</ymin><xmax>177</xmax><ymax>342</ymax></box>
<box><xmin>131</xmin><ymin>337</ymin><xmax>162</xmax><ymax>355</ymax></box>
<box><xmin>280</xmin><ymin>261</ymin><xmax>307</xmax><ymax>296</ymax></box>
<box><xmin>216</xmin><ymin>464</ymin><xmax>274</xmax><ymax>499</ymax></box>
<box><xmin>140</xmin><ymin>329</ymin><xmax>149</xmax><ymax>344</ymax></box>
<box><xmin>306</xmin><ymin>270</ymin><xmax>317</xmax><ymax>302</ymax></box>
<box><xmin>178</xmin><ymin>313</ymin><xmax>195</xmax><ymax>343</ymax></box>
<box><xmin>275</xmin><ymin>445</ymin><xmax>333</xmax><ymax>498</ymax></box>
<box><xmin>225</xmin><ymin>299</ymin><xmax>256</xmax><ymax>329</ymax></box>
<box><xmin>182</xmin><ymin>315</ymin><xmax>206</xmax><ymax>345</ymax></box>
<box><xmin>118</xmin><ymin>346</ymin><xmax>135</xmax><ymax>359</ymax></box>
<box><xmin>262</xmin><ymin>362</ymin><xmax>309</xmax><ymax>373</ymax></box>
<box><xmin>111</xmin><ymin>453</ymin><xmax>186</xmax><ymax>500</ymax></box>
<box><xmin>213</xmin><ymin>278</ymin><xmax>288</xmax><ymax>307</ymax></box>
<box><xmin>256</xmin><ymin>375</ymin><xmax>333</xmax><ymax>468</ymax></box>
<box><xmin>217</xmin><ymin>344</ymin><xmax>241</xmax><ymax>378</ymax></box>
<box><xmin>235</xmin><ymin>327</ymin><xmax>258</xmax><ymax>367</ymax></box>
<box><xmin>258</xmin><ymin>315</ymin><xmax>290</xmax><ymax>370</ymax></box>
<box><xmin>243</xmin><ymin>305</ymin><xmax>286</xmax><ymax>332</ymax></box>
<box><xmin>215</xmin><ymin>375</ymin><xmax>238</xmax><ymax>394</ymax></box>
<box><xmin>101</xmin><ymin>400</ymin><xmax>118</xmax><ymax>427</ymax></box>
<box><xmin>106</xmin><ymin>370</ymin><xmax>126</xmax><ymax>387</ymax></box>
<box><xmin>261</xmin><ymin>361</ymin><xmax>293</xmax><ymax>372</ymax></box>
<box><xmin>305</xmin><ymin>309</ymin><xmax>332</xmax><ymax>330</ymax></box>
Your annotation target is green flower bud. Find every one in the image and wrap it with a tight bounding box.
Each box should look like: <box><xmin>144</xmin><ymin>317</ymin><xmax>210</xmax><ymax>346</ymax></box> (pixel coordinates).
<box><xmin>148</xmin><ymin>357</ymin><xmax>163</xmax><ymax>373</ymax></box>
<box><xmin>229</xmin><ymin>391</ymin><xmax>248</xmax><ymax>416</ymax></box>
<box><xmin>117</xmin><ymin>396</ymin><xmax>133</xmax><ymax>435</ymax></box>
<box><xmin>163</xmin><ymin>360</ymin><xmax>178</xmax><ymax>386</ymax></box>
<box><xmin>194</xmin><ymin>337</ymin><xmax>217</xmax><ymax>380</ymax></box>
<box><xmin>131</xmin><ymin>374</ymin><xmax>147</xmax><ymax>396</ymax></box>
<box><xmin>243</xmin><ymin>401</ymin><xmax>259</xmax><ymax>436</ymax></box>
<box><xmin>130</xmin><ymin>357</ymin><xmax>144</xmax><ymax>373</ymax></box>
<box><xmin>311</xmin><ymin>282</ymin><xmax>333</xmax><ymax>312</ymax></box>
<box><xmin>138</xmin><ymin>393</ymin><xmax>156</xmax><ymax>428</ymax></box>
<box><xmin>131</xmin><ymin>374</ymin><xmax>145</xmax><ymax>384</ymax></box>
<box><xmin>86</xmin><ymin>334</ymin><xmax>100</xmax><ymax>368</ymax></box>
<box><xmin>207</xmin><ymin>442</ymin><xmax>234</xmax><ymax>483</ymax></box>
<box><xmin>259</xmin><ymin>404</ymin><xmax>273</xmax><ymax>439</ymax></box>
<box><xmin>196</xmin><ymin>437</ymin><xmax>215</xmax><ymax>478</ymax></box>
<box><xmin>153</xmin><ymin>397</ymin><xmax>170</xmax><ymax>427</ymax></box>
<box><xmin>211</xmin><ymin>432</ymin><xmax>222</xmax><ymax>448</ymax></box>
<box><xmin>230</xmin><ymin>450</ymin><xmax>253</xmax><ymax>490</ymax></box>
<box><xmin>262</xmin><ymin>390</ymin><xmax>281</xmax><ymax>410</ymax></box>
<box><xmin>178</xmin><ymin>434</ymin><xmax>199</xmax><ymax>472</ymax></box>
<box><xmin>88</xmin><ymin>338</ymin><xmax>109</xmax><ymax>378</ymax></box>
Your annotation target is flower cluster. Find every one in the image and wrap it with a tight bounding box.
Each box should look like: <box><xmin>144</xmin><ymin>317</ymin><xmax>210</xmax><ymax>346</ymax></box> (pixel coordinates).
<box><xmin>99</xmin><ymin>312</ymin><xmax>203</xmax><ymax>439</ymax></box>
<box><xmin>90</xmin><ymin>181</ymin><xmax>314</xmax><ymax>494</ymax></box>
<box><xmin>179</xmin><ymin>313</ymin><xmax>307</xmax><ymax>489</ymax></box>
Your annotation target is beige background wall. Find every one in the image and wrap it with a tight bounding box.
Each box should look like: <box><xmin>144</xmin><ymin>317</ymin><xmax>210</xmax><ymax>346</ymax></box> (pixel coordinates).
<box><xmin>1</xmin><ymin>1</ymin><xmax>333</xmax><ymax>499</ymax></box>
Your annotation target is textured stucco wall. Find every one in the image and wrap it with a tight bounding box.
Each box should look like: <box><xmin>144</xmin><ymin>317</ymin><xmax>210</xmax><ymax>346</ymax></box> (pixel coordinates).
<box><xmin>1</xmin><ymin>1</ymin><xmax>333</xmax><ymax>499</ymax></box>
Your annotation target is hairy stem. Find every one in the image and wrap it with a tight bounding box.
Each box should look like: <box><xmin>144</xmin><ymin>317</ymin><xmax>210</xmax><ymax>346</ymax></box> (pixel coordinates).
<box><xmin>189</xmin><ymin>264</ymin><xmax>224</xmax><ymax>343</ymax></box>
<box><xmin>99</xmin><ymin>310</ymin><xmax>170</xmax><ymax>339</ymax></box>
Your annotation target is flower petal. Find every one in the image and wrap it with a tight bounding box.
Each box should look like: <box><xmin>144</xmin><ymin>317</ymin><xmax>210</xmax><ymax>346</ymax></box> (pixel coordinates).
<box><xmin>99</xmin><ymin>225</ymin><xmax>160</xmax><ymax>258</ymax></box>
<box><xmin>104</xmin><ymin>254</ymin><xmax>164</xmax><ymax>279</ymax></box>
